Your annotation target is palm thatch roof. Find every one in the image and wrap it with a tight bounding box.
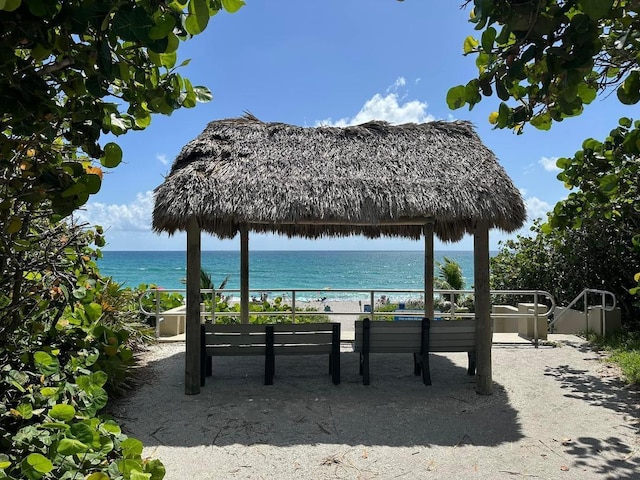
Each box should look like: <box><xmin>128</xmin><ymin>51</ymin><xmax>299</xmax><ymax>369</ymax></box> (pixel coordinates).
<box><xmin>152</xmin><ymin>116</ymin><xmax>525</xmax><ymax>242</ymax></box>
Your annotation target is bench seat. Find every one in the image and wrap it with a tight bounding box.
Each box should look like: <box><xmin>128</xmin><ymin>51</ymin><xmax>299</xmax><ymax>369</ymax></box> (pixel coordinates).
<box><xmin>201</xmin><ymin>322</ymin><xmax>340</xmax><ymax>385</ymax></box>
<box><xmin>354</xmin><ymin>318</ymin><xmax>476</xmax><ymax>385</ymax></box>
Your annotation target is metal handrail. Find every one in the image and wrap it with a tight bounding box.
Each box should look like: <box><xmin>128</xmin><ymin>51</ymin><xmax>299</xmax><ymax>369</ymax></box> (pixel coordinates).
<box><xmin>548</xmin><ymin>288</ymin><xmax>617</xmax><ymax>335</ymax></box>
<box><xmin>140</xmin><ymin>287</ymin><xmax>556</xmax><ymax>346</ymax></box>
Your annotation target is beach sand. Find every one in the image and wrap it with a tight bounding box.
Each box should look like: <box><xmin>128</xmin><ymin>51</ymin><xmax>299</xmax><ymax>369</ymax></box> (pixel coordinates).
<box><xmin>113</xmin><ymin>335</ymin><xmax>640</xmax><ymax>479</ymax></box>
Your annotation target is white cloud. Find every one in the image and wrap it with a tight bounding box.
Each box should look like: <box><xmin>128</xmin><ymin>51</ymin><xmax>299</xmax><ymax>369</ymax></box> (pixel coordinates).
<box><xmin>539</xmin><ymin>156</ymin><xmax>560</xmax><ymax>172</ymax></box>
<box><xmin>317</xmin><ymin>77</ymin><xmax>434</xmax><ymax>127</ymax></box>
<box><xmin>387</xmin><ymin>76</ymin><xmax>406</xmax><ymax>92</ymax></box>
<box><xmin>524</xmin><ymin>196</ymin><xmax>552</xmax><ymax>222</ymax></box>
<box><xmin>74</xmin><ymin>191</ymin><xmax>154</xmax><ymax>232</ymax></box>
<box><xmin>156</xmin><ymin>153</ymin><xmax>169</xmax><ymax>166</ymax></box>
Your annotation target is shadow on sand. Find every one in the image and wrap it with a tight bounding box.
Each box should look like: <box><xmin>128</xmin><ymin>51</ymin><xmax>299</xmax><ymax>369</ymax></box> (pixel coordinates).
<box><xmin>114</xmin><ymin>347</ymin><xmax>523</xmax><ymax>449</ymax></box>
<box><xmin>544</xmin><ymin>362</ymin><xmax>640</xmax><ymax>479</ymax></box>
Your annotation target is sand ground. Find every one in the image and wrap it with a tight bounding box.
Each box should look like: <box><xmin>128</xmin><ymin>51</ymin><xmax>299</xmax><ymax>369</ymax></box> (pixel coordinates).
<box><xmin>113</xmin><ymin>330</ymin><xmax>640</xmax><ymax>480</ymax></box>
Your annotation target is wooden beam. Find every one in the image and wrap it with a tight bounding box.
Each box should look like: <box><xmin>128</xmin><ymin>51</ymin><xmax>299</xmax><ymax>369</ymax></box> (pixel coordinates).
<box><xmin>474</xmin><ymin>221</ymin><xmax>492</xmax><ymax>395</ymax></box>
<box><xmin>240</xmin><ymin>226</ymin><xmax>249</xmax><ymax>324</ymax></box>
<box><xmin>185</xmin><ymin>217</ymin><xmax>201</xmax><ymax>395</ymax></box>
<box><xmin>423</xmin><ymin>221</ymin><xmax>434</xmax><ymax>320</ymax></box>
<box><xmin>246</xmin><ymin>217</ymin><xmax>435</xmax><ymax>226</ymax></box>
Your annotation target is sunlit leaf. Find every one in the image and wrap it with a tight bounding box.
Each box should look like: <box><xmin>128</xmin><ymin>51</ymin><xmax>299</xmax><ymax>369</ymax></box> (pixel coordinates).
<box><xmin>446</xmin><ymin>85</ymin><xmax>467</xmax><ymax>109</ymax></box>
<box><xmin>49</xmin><ymin>404</ymin><xmax>76</xmax><ymax>421</ymax></box>
<box><xmin>101</xmin><ymin>142</ymin><xmax>123</xmax><ymax>168</ymax></box>
<box><xmin>185</xmin><ymin>0</ymin><xmax>209</xmax><ymax>35</ymax></box>
<box><xmin>221</xmin><ymin>0</ymin><xmax>245</xmax><ymax>13</ymax></box>
<box><xmin>463</xmin><ymin>35</ymin><xmax>479</xmax><ymax>54</ymax></box>
<box><xmin>58</xmin><ymin>438</ymin><xmax>89</xmax><ymax>455</ymax></box>
<box><xmin>25</xmin><ymin>453</ymin><xmax>53</xmax><ymax>473</ymax></box>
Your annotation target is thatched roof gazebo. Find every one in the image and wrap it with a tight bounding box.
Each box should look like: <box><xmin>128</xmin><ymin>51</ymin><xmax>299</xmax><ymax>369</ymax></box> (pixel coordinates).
<box><xmin>153</xmin><ymin>115</ymin><xmax>526</xmax><ymax>395</ymax></box>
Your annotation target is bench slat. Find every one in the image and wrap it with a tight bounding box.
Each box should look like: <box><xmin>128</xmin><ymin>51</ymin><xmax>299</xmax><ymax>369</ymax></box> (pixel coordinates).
<box><xmin>205</xmin><ymin>345</ymin><xmax>265</xmax><ymax>356</ymax></box>
<box><xmin>272</xmin><ymin>344</ymin><xmax>333</xmax><ymax>355</ymax></box>
<box><xmin>203</xmin><ymin>333</ymin><xmax>266</xmax><ymax>347</ymax></box>
<box><xmin>270</xmin><ymin>323</ymin><xmax>336</xmax><ymax>333</ymax></box>
<box><xmin>202</xmin><ymin>324</ymin><xmax>265</xmax><ymax>333</ymax></box>
<box><xmin>270</xmin><ymin>333</ymin><xmax>334</xmax><ymax>345</ymax></box>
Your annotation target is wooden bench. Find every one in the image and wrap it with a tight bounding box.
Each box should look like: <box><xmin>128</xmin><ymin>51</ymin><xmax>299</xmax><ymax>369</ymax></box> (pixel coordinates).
<box><xmin>200</xmin><ymin>322</ymin><xmax>341</xmax><ymax>386</ymax></box>
<box><xmin>354</xmin><ymin>318</ymin><xmax>476</xmax><ymax>385</ymax></box>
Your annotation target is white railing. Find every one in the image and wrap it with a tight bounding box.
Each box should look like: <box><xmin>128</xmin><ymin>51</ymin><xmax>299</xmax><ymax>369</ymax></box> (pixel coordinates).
<box><xmin>140</xmin><ymin>287</ymin><xmax>555</xmax><ymax>346</ymax></box>
<box><xmin>548</xmin><ymin>288</ymin><xmax>617</xmax><ymax>336</ymax></box>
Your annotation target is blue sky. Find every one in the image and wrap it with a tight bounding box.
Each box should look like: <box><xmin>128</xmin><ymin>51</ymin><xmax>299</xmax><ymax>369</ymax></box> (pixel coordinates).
<box><xmin>75</xmin><ymin>1</ymin><xmax>633</xmax><ymax>251</ymax></box>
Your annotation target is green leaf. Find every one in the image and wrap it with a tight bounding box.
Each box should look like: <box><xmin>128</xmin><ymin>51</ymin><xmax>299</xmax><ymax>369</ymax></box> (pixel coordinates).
<box><xmin>463</xmin><ymin>35</ymin><xmax>479</xmax><ymax>54</ymax></box>
<box><xmin>61</xmin><ymin>182</ymin><xmax>86</xmax><ymax>198</ymax></box>
<box><xmin>117</xmin><ymin>459</ymin><xmax>144</xmax><ymax>474</ymax></box>
<box><xmin>0</xmin><ymin>0</ymin><xmax>21</xmax><ymax>12</ymax></box>
<box><xmin>131</xmin><ymin>471</ymin><xmax>152</xmax><ymax>480</ymax></box>
<box><xmin>497</xmin><ymin>102</ymin><xmax>511</xmax><ymax>128</ymax></box>
<box><xmin>101</xmin><ymin>142</ymin><xmax>123</xmax><ymax>168</ymax></box>
<box><xmin>40</xmin><ymin>386</ymin><xmax>58</xmax><ymax>397</ymax></box>
<box><xmin>6</xmin><ymin>216</ymin><xmax>22</xmax><ymax>233</ymax></box>
<box><xmin>58</xmin><ymin>438</ymin><xmax>89</xmax><ymax>455</ymax></box>
<box><xmin>577</xmin><ymin>83</ymin><xmax>597</xmax><ymax>104</ymax></box>
<box><xmin>85</xmin><ymin>302</ymin><xmax>102</xmax><ymax>322</ymax></box>
<box><xmin>149</xmin><ymin>13</ymin><xmax>176</xmax><ymax>40</ymax></box>
<box><xmin>619</xmin><ymin>117</ymin><xmax>632</xmax><ymax>128</ymax></box>
<box><xmin>121</xmin><ymin>438</ymin><xmax>144</xmax><ymax>457</ymax></box>
<box><xmin>446</xmin><ymin>85</ymin><xmax>467</xmax><ymax>109</ymax></box>
<box><xmin>530</xmin><ymin>112</ymin><xmax>552</xmax><ymax>130</ymax></box>
<box><xmin>16</xmin><ymin>403</ymin><xmax>33</xmax><ymax>420</ymax></box>
<box><xmin>481</xmin><ymin>27</ymin><xmax>496</xmax><ymax>52</ymax></box>
<box><xmin>40</xmin><ymin>422</ymin><xmax>70</xmax><ymax>430</ymax></box>
<box><xmin>578</xmin><ymin>0</ymin><xmax>614</xmax><ymax>20</ymax></box>
<box><xmin>193</xmin><ymin>86</ymin><xmax>213</xmax><ymax>103</ymax></box>
<box><xmin>34</xmin><ymin>351</ymin><xmax>60</xmax><ymax>376</ymax></box>
<box><xmin>25</xmin><ymin>453</ymin><xmax>53</xmax><ymax>473</ymax></box>
<box><xmin>599</xmin><ymin>174</ymin><xmax>618</xmax><ymax>192</ymax></box>
<box><xmin>82</xmin><ymin>173</ymin><xmax>102</xmax><ymax>195</ymax></box>
<box><xmin>71</xmin><ymin>422</ymin><xmax>97</xmax><ymax>446</ymax></box>
<box><xmin>86</xmin><ymin>473</ymin><xmax>110</xmax><ymax>480</ymax></box>
<box><xmin>185</xmin><ymin>0</ymin><xmax>210</xmax><ymax>35</ymax></box>
<box><xmin>221</xmin><ymin>0</ymin><xmax>245</xmax><ymax>13</ymax></box>
<box><xmin>144</xmin><ymin>458</ymin><xmax>166</xmax><ymax>480</ymax></box>
<box><xmin>159</xmin><ymin>51</ymin><xmax>177</xmax><ymax>69</ymax></box>
<box><xmin>49</xmin><ymin>404</ymin><xmax>76</xmax><ymax>422</ymax></box>
<box><xmin>90</xmin><ymin>371</ymin><xmax>108</xmax><ymax>388</ymax></box>
<box><xmin>617</xmin><ymin>71</ymin><xmax>640</xmax><ymax>105</ymax></box>
<box><xmin>101</xmin><ymin>420</ymin><xmax>122</xmax><ymax>436</ymax></box>
<box><xmin>0</xmin><ymin>453</ymin><xmax>11</xmax><ymax>469</ymax></box>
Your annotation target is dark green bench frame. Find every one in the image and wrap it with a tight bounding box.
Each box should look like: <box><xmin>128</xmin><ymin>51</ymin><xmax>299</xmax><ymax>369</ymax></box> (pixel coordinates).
<box><xmin>354</xmin><ymin>318</ymin><xmax>476</xmax><ymax>385</ymax></box>
<box><xmin>200</xmin><ymin>322</ymin><xmax>341</xmax><ymax>386</ymax></box>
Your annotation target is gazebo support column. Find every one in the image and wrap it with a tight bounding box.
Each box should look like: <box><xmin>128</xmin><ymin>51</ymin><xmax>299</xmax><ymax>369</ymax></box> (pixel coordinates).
<box><xmin>423</xmin><ymin>221</ymin><xmax>435</xmax><ymax>320</ymax></box>
<box><xmin>240</xmin><ymin>226</ymin><xmax>249</xmax><ymax>324</ymax></box>
<box><xmin>474</xmin><ymin>221</ymin><xmax>492</xmax><ymax>395</ymax></box>
<box><xmin>185</xmin><ymin>217</ymin><xmax>201</xmax><ymax>395</ymax></box>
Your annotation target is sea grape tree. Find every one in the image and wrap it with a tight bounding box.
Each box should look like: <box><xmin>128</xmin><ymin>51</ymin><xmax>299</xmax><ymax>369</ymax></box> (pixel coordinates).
<box><xmin>448</xmin><ymin>0</ymin><xmax>640</xmax><ymax>308</ymax></box>
<box><xmin>0</xmin><ymin>0</ymin><xmax>244</xmax><ymax>333</ymax></box>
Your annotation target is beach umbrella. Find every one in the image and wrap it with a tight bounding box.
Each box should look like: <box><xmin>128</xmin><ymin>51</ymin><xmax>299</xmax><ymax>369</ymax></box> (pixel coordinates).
<box><xmin>152</xmin><ymin>115</ymin><xmax>526</xmax><ymax>396</ymax></box>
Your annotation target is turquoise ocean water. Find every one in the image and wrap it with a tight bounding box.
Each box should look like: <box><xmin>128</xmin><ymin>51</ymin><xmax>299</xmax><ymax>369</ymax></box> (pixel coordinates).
<box><xmin>98</xmin><ymin>251</ymin><xmax>480</xmax><ymax>300</ymax></box>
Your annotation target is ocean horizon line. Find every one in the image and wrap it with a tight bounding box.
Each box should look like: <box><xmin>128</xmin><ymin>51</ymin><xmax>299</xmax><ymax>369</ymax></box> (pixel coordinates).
<box><xmin>101</xmin><ymin>249</ymin><xmax>483</xmax><ymax>253</ymax></box>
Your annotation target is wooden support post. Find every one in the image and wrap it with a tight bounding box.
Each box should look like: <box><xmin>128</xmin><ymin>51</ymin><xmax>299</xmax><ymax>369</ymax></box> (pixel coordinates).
<box><xmin>474</xmin><ymin>221</ymin><xmax>492</xmax><ymax>395</ymax></box>
<box><xmin>424</xmin><ymin>221</ymin><xmax>434</xmax><ymax>320</ymax></box>
<box><xmin>185</xmin><ymin>217</ymin><xmax>201</xmax><ymax>395</ymax></box>
<box><xmin>240</xmin><ymin>226</ymin><xmax>249</xmax><ymax>324</ymax></box>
